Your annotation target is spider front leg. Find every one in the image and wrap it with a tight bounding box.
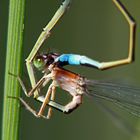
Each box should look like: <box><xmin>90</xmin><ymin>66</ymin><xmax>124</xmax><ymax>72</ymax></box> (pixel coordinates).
<box><xmin>25</xmin><ymin>0</ymin><xmax>72</xmax><ymax>98</ymax></box>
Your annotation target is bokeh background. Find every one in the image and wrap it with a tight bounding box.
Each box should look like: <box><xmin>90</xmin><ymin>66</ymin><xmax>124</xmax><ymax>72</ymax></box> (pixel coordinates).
<box><xmin>0</xmin><ymin>0</ymin><xmax>140</xmax><ymax>140</ymax></box>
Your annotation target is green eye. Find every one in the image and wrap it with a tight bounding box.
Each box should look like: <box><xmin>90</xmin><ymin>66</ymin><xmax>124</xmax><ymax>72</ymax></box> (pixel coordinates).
<box><xmin>33</xmin><ymin>58</ymin><xmax>45</xmax><ymax>70</ymax></box>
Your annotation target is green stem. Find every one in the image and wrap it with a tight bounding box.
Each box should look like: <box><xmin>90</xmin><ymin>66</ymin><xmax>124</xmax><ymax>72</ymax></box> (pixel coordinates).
<box><xmin>2</xmin><ymin>0</ymin><xmax>25</xmax><ymax>140</ymax></box>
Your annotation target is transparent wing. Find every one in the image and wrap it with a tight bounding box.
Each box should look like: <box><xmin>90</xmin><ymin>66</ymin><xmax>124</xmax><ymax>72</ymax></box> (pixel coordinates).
<box><xmin>85</xmin><ymin>80</ymin><xmax>140</xmax><ymax>117</ymax></box>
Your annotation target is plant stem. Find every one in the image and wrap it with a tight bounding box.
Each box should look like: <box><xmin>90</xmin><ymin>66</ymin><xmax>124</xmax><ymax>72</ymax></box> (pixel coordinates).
<box><xmin>2</xmin><ymin>0</ymin><xmax>25</xmax><ymax>140</ymax></box>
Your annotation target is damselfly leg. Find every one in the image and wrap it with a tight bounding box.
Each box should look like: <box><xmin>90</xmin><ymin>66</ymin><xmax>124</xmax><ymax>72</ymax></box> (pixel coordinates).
<box><xmin>29</xmin><ymin>66</ymin><xmax>140</xmax><ymax>118</ymax></box>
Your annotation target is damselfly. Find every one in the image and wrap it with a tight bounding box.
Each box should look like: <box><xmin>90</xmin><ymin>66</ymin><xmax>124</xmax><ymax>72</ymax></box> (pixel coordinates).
<box><xmin>18</xmin><ymin>60</ymin><xmax>140</xmax><ymax>119</ymax></box>
<box><xmin>13</xmin><ymin>0</ymin><xmax>137</xmax><ymax>119</ymax></box>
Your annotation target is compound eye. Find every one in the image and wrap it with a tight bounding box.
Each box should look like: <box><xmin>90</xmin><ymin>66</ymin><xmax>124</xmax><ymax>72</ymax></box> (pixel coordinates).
<box><xmin>33</xmin><ymin>56</ymin><xmax>46</xmax><ymax>70</ymax></box>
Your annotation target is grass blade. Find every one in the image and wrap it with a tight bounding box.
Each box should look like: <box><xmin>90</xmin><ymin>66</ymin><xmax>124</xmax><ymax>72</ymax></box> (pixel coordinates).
<box><xmin>2</xmin><ymin>0</ymin><xmax>25</xmax><ymax>139</ymax></box>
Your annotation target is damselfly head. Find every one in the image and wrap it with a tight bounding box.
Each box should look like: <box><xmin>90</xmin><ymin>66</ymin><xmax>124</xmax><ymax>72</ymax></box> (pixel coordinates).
<box><xmin>33</xmin><ymin>53</ymin><xmax>60</xmax><ymax>71</ymax></box>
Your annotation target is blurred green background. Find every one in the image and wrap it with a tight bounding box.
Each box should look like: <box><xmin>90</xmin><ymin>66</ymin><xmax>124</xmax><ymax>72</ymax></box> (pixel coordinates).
<box><xmin>0</xmin><ymin>0</ymin><xmax>140</xmax><ymax>140</ymax></box>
